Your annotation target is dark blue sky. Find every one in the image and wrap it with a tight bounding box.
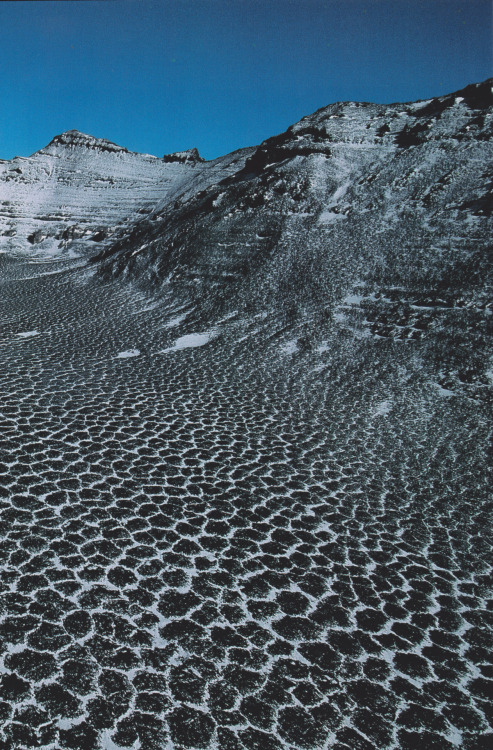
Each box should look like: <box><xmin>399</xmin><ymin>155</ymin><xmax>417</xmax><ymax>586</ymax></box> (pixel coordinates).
<box><xmin>1</xmin><ymin>0</ymin><xmax>491</xmax><ymax>160</ymax></box>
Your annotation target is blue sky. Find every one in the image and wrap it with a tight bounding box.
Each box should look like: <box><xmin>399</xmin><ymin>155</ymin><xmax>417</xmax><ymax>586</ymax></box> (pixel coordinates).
<box><xmin>0</xmin><ymin>0</ymin><xmax>491</xmax><ymax>160</ymax></box>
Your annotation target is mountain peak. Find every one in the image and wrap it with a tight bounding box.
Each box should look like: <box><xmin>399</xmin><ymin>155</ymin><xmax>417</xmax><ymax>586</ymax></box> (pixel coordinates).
<box><xmin>162</xmin><ymin>147</ymin><xmax>204</xmax><ymax>164</ymax></box>
<box><xmin>41</xmin><ymin>130</ymin><xmax>129</xmax><ymax>155</ymax></box>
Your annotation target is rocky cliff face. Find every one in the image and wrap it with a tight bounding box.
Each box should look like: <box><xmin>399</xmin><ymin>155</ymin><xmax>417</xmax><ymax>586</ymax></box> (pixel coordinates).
<box><xmin>162</xmin><ymin>147</ymin><xmax>205</xmax><ymax>164</ymax></box>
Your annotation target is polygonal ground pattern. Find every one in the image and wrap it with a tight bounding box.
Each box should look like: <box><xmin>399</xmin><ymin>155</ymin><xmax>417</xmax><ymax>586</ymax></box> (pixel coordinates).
<box><xmin>0</xmin><ymin>257</ymin><xmax>491</xmax><ymax>749</ymax></box>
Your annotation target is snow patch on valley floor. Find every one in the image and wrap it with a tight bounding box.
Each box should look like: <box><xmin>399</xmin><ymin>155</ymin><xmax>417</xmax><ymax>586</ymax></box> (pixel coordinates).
<box><xmin>280</xmin><ymin>339</ymin><xmax>298</xmax><ymax>355</ymax></box>
<box><xmin>372</xmin><ymin>400</ymin><xmax>392</xmax><ymax>417</ymax></box>
<box><xmin>162</xmin><ymin>312</ymin><xmax>189</xmax><ymax>328</ymax></box>
<box><xmin>318</xmin><ymin>210</ymin><xmax>346</xmax><ymax>225</ymax></box>
<box><xmin>159</xmin><ymin>331</ymin><xmax>216</xmax><ymax>353</ymax></box>
<box><xmin>435</xmin><ymin>384</ymin><xmax>455</xmax><ymax>397</ymax></box>
<box><xmin>115</xmin><ymin>349</ymin><xmax>140</xmax><ymax>359</ymax></box>
<box><xmin>16</xmin><ymin>330</ymin><xmax>40</xmax><ymax>338</ymax></box>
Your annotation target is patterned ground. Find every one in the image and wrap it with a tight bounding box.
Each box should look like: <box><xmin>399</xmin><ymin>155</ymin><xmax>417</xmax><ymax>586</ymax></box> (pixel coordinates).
<box><xmin>0</xmin><ymin>255</ymin><xmax>491</xmax><ymax>749</ymax></box>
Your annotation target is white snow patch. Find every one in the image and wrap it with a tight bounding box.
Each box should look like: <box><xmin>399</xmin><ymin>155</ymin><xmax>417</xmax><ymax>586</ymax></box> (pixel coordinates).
<box><xmin>27</xmin><ymin>257</ymin><xmax>67</xmax><ymax>264</ymax></box>
<box><xmin>130</xmin><ymin>243</ymin><xmax>149</xmax><ymax>257</ymax></box>
<box><xmin>280</xmin><ymin>339</ymin><xmax>298</xmax><ymax>355</ymax></box>
<box><xmin>236</xmin><ymin>329</ymin><xmax>259</xmax><ymax>343</ymax></box>
<box><xmin>331</xmin><ymin>179</ymin><xmax>351</xmax><ymax>203</ymax></box>
<box><xmin>372</xmin><ymin>400</ymin><xmax>392</xmax><ymax>417</ymax></box>
<box><xmin>160</xmin><ymin>331</ymin><xmax>216</xmax><ymax>353</ymax></box>
<box><xmin>435</xmin><ymin>384</ymin><xmax>455</xmax><ymax>397</ymax></box>
<box><xmin>163</xmin><ymin>312</ymin><xmax>188</xmax><ymax>328</ymax></box>
<box><xmin>16</xmin><ymin>330</ymin><xmax>40</xmax><ymax>338</ymax></box>
<box><xmin>100</xmin><ymin>730</ymin><xmax>138</xmax><ymax>750</ymax></box>
<box><xmin>318</xmin><ymin>210</ymin><xmax>346</xmax><ymax>224</ymax></box>
<box><xmin>342</xmin><ymin>293</ymin><xmax>364</xmax><ymax>306</ymax></box>
<box><xmin>14</xmin><ymin>261</ymin><xmax>86</xmax><ymax>280</ymax></box>
<box><xmin>57</xmin><ymin>719</ymin><xmax>79</xmax><ymax>730</ymax></box>
<box><xmin>115</xmin><ymin>349</ymin><xmax>140</xmax><ymax>359</ymax></box>
<box><xmin>215</xmin><ymin>310</ymin><xmax>238</xmax><ymax>324</ymax></box>
<box><xmin>213</xmin><ymin>192</ymin><xmax>225</xmax><ymax>207</ymax></box>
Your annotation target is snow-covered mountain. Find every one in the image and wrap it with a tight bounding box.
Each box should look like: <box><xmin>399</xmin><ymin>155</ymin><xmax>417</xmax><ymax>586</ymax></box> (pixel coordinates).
<box><xmin>2</xmin><ymin>80</ymin><xmax>491</xmax><ymax>296</ymax></box>
<box><xmin>0</xmin><ymin>129</ymin><xmax>251</xmax><ymax>258</ymax></box>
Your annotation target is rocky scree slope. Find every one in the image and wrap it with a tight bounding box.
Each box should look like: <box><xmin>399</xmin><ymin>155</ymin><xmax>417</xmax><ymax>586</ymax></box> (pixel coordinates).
<box><xmin>93</xmin><ymin>78</ymin><xmax>493</xmax><ymax>400</ymax></box>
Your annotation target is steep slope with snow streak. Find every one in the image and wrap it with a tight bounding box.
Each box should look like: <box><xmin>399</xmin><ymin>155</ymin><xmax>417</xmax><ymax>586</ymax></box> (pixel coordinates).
<box><xmin>93</xmin><ymin>78</ymin><xmax>492</xmax><ymax>401</ymax></box>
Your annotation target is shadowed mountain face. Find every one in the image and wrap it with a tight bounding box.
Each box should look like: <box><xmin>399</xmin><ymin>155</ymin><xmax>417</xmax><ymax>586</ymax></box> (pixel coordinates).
<box><xmin>0</xmin><ymin>81</ymin><xmax>491</xmax><ymax>750</ymax></box>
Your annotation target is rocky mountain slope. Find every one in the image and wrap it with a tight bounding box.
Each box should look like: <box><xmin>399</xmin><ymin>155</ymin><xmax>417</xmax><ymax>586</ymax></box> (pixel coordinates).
<box><xmin>0</xmin><ymin>80</ymin><xmax>491</xmax><ymax>750</ymax></box>
<box><xmin>91</xmin><ymin>78</ymin><xmax>492</xmax><ymax>400</ymax></box>
<box><xmin>0</xmin><ymin>130</ymin><xmax>252</xmax><ymax>258</ymax></box>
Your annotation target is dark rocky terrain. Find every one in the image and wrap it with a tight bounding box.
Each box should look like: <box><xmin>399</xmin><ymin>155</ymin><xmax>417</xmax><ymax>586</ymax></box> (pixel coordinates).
<box><xmin>0</xmin><ymin>79</ymin><xmax>491</xmax><ymax>749</ymax></box>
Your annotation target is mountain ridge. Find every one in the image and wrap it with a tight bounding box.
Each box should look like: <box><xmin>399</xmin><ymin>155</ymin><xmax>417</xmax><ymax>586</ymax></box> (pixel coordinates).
<box><xmin>40</xmin><ymin>129</ymin><xmax>131</xmax><ymax>155</ymax></box>
<box><xmin>3</xmin><ymin>77</ymin><xmax>491</xmax><ymax>164</ymax></box>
